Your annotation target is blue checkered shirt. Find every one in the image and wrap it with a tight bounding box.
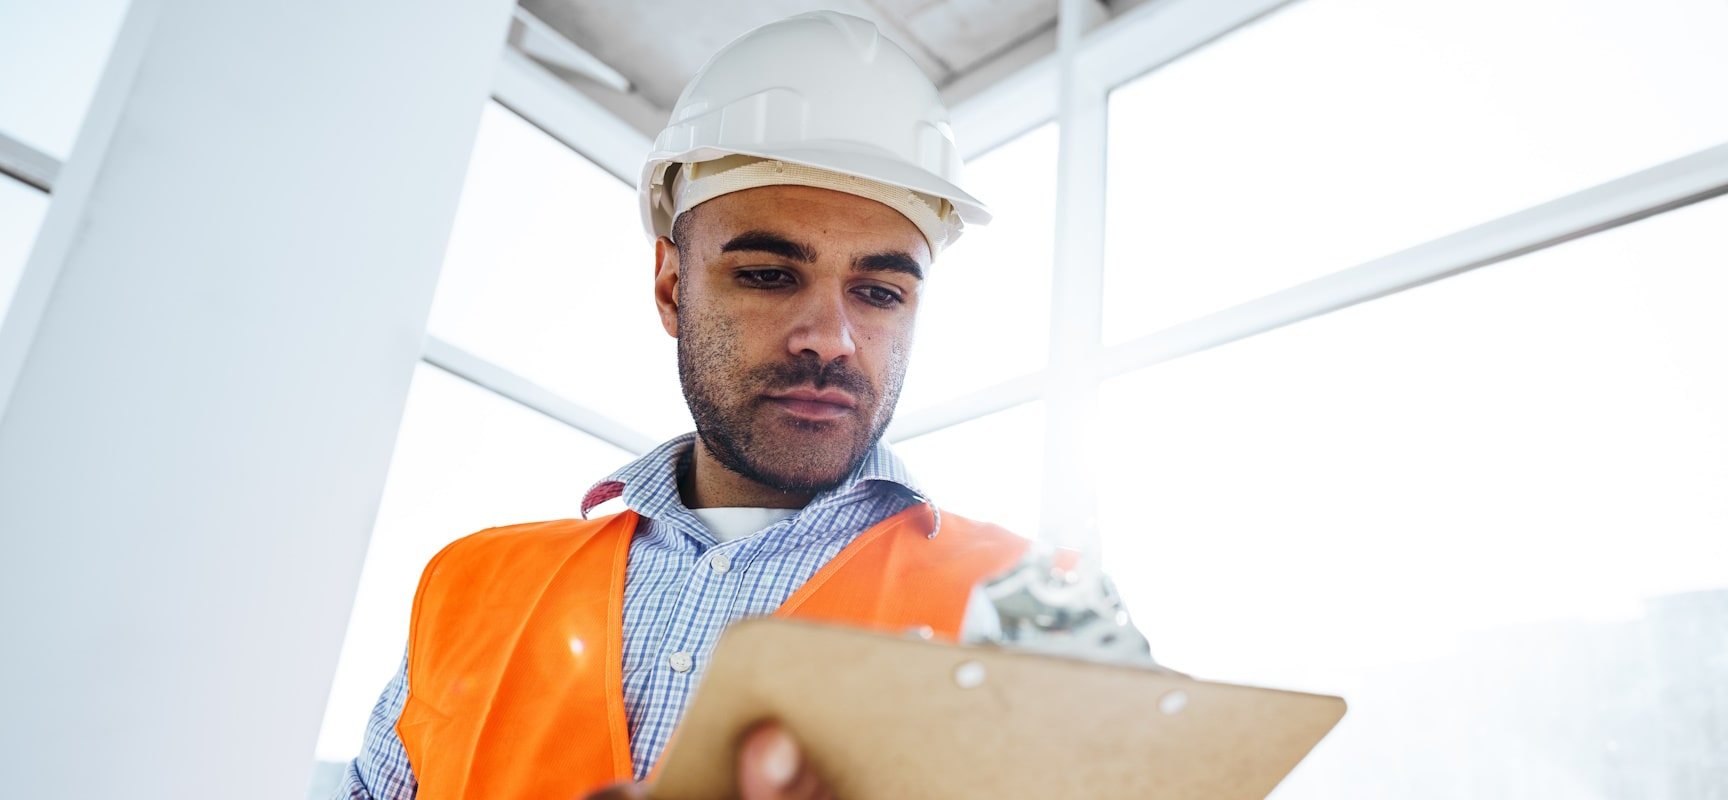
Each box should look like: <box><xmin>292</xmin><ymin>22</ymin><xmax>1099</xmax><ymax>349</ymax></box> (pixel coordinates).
<box><xmin>339</xmin><ymin>433</ymin><xmax>936</xmax><ymax>798</ymax></box>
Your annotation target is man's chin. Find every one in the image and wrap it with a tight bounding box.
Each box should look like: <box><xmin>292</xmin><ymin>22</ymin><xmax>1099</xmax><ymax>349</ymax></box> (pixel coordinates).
<box><xmin>737</xmin><ymin>446</ymin><xmax>861</xmax><ymax>494</ymax></box>
<box><xmin>712</xmin><ymin>428</ymin><xmax>876</xmax><ymax>495</ymax></box>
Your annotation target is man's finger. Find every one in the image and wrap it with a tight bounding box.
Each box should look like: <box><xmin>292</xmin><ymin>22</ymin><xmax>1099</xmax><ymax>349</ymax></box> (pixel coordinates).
<box><xmin>737</xmin><ymin>721</ymin><xmax>833</xmax><ymax>800</ymax></box>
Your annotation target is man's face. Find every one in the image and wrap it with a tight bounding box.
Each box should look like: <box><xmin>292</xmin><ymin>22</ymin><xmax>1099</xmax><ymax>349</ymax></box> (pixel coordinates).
<box><xmin>653</xmin><ymin>184</ymin><xmax>930</xmax><ymax>495</ymax></box>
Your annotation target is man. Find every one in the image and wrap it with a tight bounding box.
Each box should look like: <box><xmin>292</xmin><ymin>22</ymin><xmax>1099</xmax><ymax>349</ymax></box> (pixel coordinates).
<box><xmin>341</xmin><ymin>11</ymin><xmax>1027</xmax><ymax>799</ymax></box>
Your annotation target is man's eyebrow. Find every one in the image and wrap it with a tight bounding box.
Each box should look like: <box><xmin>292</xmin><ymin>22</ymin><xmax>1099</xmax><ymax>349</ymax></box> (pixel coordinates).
<box><xmin>854</xmin><ymin>252</ymin><xmax>925</xmax><ymax>281</ymax></box>
<box><xmin>719</xmin><ymin>230</ymin><xmax>817</xmax><ymax>263</ymax></box>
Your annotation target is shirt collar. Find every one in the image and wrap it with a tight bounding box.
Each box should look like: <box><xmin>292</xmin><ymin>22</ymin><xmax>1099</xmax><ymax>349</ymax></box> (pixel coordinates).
<box><xmin>580</xmin><ymin>432</ymin><xmax>937</xmax><ymax>535</ymax></box>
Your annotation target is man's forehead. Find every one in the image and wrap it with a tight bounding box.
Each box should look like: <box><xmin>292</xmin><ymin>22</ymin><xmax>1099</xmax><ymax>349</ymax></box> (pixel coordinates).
<box><xmin>688</xmin><ymin>185</ymin><xmax>933</xmax><ymax>265</ymax></box>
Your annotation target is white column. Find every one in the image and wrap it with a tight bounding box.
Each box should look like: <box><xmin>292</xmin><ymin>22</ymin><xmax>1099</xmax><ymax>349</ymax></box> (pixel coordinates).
<box><xmin>1041</xmin><ymin>0</ymin><xmax>1111</xmax><ymax>559</ymax></box>
<box><xmin>0</xmin><ymin>0</ymin><xmax>515</xmax><ymax>796</ymax></box>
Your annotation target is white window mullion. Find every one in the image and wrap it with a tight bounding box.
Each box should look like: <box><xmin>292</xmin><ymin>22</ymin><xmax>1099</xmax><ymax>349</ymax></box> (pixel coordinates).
<box><xmin>0</xmin><ymin>129</ymin><xmax>58</xmax><ymax>193</ymax></box>
<box><xmin>421</xmin><ymin>334</ymin><xmax>658</xmax><ymax>456</ymax></box>
<box><xmin>1039</xmin><ymin>0</ymin><xmax>1113</xmax><ymax>557</ymax></box>
<box><xmin>1094</xmin><ymin>141</ymin><xmax>1728</xmax><ymax>382</ymax></box>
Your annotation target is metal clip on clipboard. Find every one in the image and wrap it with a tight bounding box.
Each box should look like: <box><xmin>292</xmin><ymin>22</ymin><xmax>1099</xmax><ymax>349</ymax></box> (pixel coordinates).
<box><xmin>975</xmin><ymin>543</ymin><xmax>1160</xmax><ymax>668</ymax></box>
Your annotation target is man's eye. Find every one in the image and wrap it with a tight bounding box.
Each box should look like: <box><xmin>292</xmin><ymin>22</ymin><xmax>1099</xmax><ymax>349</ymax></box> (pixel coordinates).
<box><xmin>736</xmin><ymin>268</ymin><xmax>795</xmax><ymax>288</ymax></box>
<box><xmin>855</xmin><ymin>285</ymin><xmax>904</xmax><ymax>308</ymax></box>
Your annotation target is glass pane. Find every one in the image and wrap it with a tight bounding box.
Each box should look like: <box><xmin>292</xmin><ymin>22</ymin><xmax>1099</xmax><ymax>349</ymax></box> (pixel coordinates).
<box><xmin>892</xmin><ymin>400</ymin><xmax>1045</xmax><ymax>540</ymax></box>
<box><xmin>0</xmin><ymin>0</ymin><xmax>134</xmax><ymax>158</ymax></box>
<box><xmin>1103</xmin><ymin>0</ymin><xmax>1728</xmax><ymax>341</ymax></box>
<box><xmin>899</xmin><ymin>124</ymin><xmax>1056</xmax><ymax>411</ymax></box>
<box><xmin>427</xmin><ymin>102</ymin><xmax>693</xmax><ymax>441</ymax></box>
<box><xmin>314</xmin><ymin>363</ymin><xmax>632</xmax><ymax>761</ymax></box>
<box><xmin>1097</xmin><ymin>197</ymin><xmax>1728</xmax><ymax>797</ymax></box>
<box><xmin>0</xmin><ymin>175</ymin><xmax>50</xmax><ymax>324</ymax></box>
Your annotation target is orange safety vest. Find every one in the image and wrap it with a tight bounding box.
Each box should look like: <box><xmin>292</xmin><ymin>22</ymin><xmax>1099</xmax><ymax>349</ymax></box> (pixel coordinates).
<box><xmin>396</xmin><ymin>503</ymin><xmax>1028</xmax><ymax>799</ymax></box>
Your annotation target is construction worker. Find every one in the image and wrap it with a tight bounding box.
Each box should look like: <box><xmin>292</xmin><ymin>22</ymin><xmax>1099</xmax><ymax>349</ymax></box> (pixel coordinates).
<box><xmin>340</xmin><ymin>11</ymin><xmax>1029</xmax><ymax>799</ymax></box>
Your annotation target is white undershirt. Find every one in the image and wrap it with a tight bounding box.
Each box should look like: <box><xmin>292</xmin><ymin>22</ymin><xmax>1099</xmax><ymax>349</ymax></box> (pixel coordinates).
<box><xmin>688</xmin><ymin>506</ymin><xmax>799</xmax><ymax>542</ymax></box>
<box><xmin>687</xmin><ymin>505</ymin><xmax>1002</xmax><ymax>640</ymax></box>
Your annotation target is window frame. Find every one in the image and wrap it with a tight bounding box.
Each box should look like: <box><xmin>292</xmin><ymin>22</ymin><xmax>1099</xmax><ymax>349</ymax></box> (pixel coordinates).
<box><xmin>10</xmin><ymin>0</ymin><xmax>1727</xmax><ymax>550</ymax></box>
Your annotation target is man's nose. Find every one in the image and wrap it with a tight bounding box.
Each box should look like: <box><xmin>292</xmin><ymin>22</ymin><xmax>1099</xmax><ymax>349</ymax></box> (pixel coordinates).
<box><xmin>785</xmin><ymin>289</ymin><xmax>857</xmax><ymax>364</ymax></box>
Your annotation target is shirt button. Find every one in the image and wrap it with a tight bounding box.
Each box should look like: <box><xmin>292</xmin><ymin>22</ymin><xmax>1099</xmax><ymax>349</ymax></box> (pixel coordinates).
<box><xmin>667</xmin><ymin>651</ymin><xmax>694</xmax><ymax>673</ymax></box>
<box><xmin>709</xmin><ymin>553</ymin><xmax>732</xmax><ymax>574</ymax></box>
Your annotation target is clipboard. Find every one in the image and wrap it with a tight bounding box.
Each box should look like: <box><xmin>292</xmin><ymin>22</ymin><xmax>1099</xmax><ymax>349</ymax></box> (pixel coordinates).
<box><xmin>651</xmin><ymin>618</ymin><xmax>1345</xmax><ymax>799</ymax></box>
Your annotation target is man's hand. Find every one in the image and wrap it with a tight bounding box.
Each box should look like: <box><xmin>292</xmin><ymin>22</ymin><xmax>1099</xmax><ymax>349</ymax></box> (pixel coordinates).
<box><xmin>581</xmin><ymin>721</ymin><xmax>832</xmax><ymax>800</ymax></box>
<box><xmin>734</xmin><ymin>721</ymin><xmax>832</xmax><ymax>800</ymax></box>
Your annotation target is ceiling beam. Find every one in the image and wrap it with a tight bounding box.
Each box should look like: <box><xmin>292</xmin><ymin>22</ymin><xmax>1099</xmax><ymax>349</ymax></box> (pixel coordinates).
<box><xmin>507</xmin><ymin>6</ymin><xmax>631</xmax><ymax>93</ymax></box>
<box><xmin>491</xmin><ymin>47</ymin><xmax>652</xmax><ymax>186</ymax></box>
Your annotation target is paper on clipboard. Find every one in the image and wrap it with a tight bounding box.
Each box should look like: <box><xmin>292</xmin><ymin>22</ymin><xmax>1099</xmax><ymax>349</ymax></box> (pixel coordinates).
<box><xmin>651</xmin><ymin>618</ymin><xmax>1345</xmax><ymax>799</ymax></box>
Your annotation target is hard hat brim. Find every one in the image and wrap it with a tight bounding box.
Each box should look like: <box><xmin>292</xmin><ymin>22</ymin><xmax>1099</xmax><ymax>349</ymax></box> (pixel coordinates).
<box><xmin>642</xmin><ymin>145</ymin><xmax>990</xmax><ymax>242</ymax></box>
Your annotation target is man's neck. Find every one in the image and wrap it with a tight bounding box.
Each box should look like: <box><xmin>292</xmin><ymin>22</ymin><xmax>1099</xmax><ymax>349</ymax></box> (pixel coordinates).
<box><xmin>678</xmin><ymin>439</ymin><xmax>814</xmax><ymax>510</ymax></box>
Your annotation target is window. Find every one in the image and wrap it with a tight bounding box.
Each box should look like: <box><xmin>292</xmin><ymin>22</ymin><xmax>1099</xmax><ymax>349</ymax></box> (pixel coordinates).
<box><xmin>898</xmin><ymin>124</ymin><xmax>1057</xmax><ymax>412</ymax></box>
<box><xmin>315</xmin><ymin>364</ymin><xmax>631</xmax><ymax>761</ymax></box>
<box><xmin>1102</xmin><ymin>0</ymin><xmax>1728</xmax><ymax>340</ymax></box>
<box><xmin>0</xmin><ymin>0</ymin><xmax>135</xmax><ymax>159</ymax></box>
<box><xmin>308</xmin><ymin>4</ymin><xmax>1728</xmax><ymax>792</ymax></box>
<box><xmin>893</xmin><ymin>400</ymin><xmax>1047</xmax><ymax>537</ymax></box>
<box><xmin>0</xmin><ymin>175</ymin><xmax>49</xmax><ymax>323</ymax></box>
<box><xmin>426</xmin><ymin>102</ymin><xmax>691</xmax><ymax>442</ymax></box>
<box><xmin>1096</xmin><ymin>195</ymin><xmax>1728</xmax><ymax>796</ymax></box>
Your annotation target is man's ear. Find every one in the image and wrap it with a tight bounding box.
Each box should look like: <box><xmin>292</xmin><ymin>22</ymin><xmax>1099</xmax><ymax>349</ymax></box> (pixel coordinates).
<box><xmin>653</xmin><ymin>236</ymin><xmax>680</xmax><ymax>338</ymax></box>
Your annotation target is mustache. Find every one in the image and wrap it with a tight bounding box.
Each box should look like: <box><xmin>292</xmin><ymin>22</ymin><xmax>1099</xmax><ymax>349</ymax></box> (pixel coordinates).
<box><xmin>752</xmin><ymin>355</ymin><xmax>874</xmax><ymax>400</ymax></box>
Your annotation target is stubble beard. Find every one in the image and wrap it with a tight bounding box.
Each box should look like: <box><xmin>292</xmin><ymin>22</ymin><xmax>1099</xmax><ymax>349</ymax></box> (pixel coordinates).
<box><xmin>677</xmin><ymin>296</ymin><xmax>906</xmax><ymax>495</ymax></box>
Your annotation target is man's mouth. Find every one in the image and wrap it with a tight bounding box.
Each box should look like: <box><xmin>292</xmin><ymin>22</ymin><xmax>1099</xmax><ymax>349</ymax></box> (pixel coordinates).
<box><xmin>763</xmin><ymin>387</ymin><xmax>858</xmax><ymax>421</ymax></box>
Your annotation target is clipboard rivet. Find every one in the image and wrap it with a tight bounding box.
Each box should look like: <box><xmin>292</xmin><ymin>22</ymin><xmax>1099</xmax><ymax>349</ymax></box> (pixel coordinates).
<box><xmin>953</xmin><ymin>660</ymin><xmax>987</xmax><ymax>689</ymax></box>
<box><xmin>1159</xmin><ymin>690</ymin><xmax>1189</xmax><ymax>716</ymax></box>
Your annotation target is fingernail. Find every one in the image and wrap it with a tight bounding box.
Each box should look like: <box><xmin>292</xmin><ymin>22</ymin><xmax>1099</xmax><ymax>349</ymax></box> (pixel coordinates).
<box><xmin>761</xmin><ymin>728</ymin><xmax>799</xmax><ymax>788</ymax></box>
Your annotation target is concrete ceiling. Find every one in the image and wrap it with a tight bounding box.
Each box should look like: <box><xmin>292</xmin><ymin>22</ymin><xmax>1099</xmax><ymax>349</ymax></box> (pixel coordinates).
<box><xmin>516</xmin><ymin>0</ymin><xmax>1132</xmax><ymax>137</ymax></box>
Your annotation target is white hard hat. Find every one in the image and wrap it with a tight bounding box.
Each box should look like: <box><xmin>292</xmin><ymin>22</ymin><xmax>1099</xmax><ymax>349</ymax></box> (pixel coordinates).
<box><xmin>639</xmin><ymin>11</ymin><xmax>989</xmax><ymax>253</ymax></box>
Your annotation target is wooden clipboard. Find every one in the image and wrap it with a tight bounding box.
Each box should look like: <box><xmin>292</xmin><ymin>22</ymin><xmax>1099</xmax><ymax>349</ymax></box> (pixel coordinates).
<box><xmin>651</xmin><ymin>618</ymin><xmax>1345</xmax><ymax>799</ymax></box>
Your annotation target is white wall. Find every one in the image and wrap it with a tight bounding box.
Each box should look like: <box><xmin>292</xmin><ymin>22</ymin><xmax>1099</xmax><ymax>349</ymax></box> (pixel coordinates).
<box><xmin>0</xmin><ymin>0</ymin><xmax>516</xmax><ymax>796</ymax></box>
